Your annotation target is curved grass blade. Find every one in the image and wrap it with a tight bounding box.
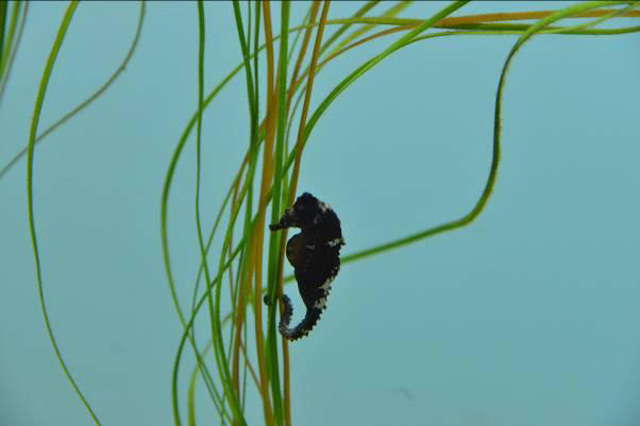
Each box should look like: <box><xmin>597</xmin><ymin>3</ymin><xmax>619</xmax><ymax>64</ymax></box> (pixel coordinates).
<box><xmin>25</xmin><ymin>2</ymin><xmax>100</xmax><ymax>423</ymax></box>
<box><xmin>320</xmin><ymin>0</ymin><xmax>639</xmax><ymax>268</ymax></box>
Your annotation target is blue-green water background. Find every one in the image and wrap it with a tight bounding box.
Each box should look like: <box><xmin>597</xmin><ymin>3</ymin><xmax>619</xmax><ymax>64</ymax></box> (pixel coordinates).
<box><xmin>1</xmin><ymin>1</ymin><xmax>640</xmax><ymax>425</ymax></box>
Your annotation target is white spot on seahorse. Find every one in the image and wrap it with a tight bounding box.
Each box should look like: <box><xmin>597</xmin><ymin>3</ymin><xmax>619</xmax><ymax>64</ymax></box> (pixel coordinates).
<box><xmin>319</xmin><ymin>279</ymin><xmax>333</xmax><ymax>292</ymax></box>
<box><xmin>314</xmin><ymin>296</ymin><xmax>327</xmax><ymax>310</ymax></box>
<box><xmin>326</xmin><ymin>237</ymin><xmax>345</xmax><ymax>248</ymax></box>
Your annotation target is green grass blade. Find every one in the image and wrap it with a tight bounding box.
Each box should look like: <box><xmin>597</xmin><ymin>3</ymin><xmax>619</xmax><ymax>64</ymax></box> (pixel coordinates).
<box><xmin>193</xmin><ymin>0</ymin><xmax>225</xmax><ymax>421</ymax></box>
<box><xmin>0</xmin><ymin>1</ymin><xmax>7</xmax><ymax>75</ymax></box>
<box><xmin>25</xmin><ymin>2</ymin><xmax>100</xmax><ymax>423</ymax></box>
<box><xmin>264</xmin><ymin>3</ymin><xmax>290</xmax><ymax>424</ymax></box>
<box><xmin>0</xmin><ymin>0</ymin><xmax>18</xmax><ymax>77</ymax></box>
<box><xmin>0</xmin><ymin>0</ymin><xmax>25</xmax><ymax>106</ymax></box>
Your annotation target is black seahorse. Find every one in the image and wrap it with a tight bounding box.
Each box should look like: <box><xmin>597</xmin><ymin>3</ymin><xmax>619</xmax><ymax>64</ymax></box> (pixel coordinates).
<box><xmin>266</xmin><ymin>192</ymin><xmax>345</xmax><ymax>341</ymax></box>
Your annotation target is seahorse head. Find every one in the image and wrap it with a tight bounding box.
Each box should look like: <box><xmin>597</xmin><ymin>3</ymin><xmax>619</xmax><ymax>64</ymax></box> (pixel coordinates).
<box><xmin>270</xmin><ymin>192</ymin><xmax>323</xmax><ymax>231</ymax></box>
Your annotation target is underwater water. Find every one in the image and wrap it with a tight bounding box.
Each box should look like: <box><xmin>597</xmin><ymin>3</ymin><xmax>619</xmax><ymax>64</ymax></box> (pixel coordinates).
<box><xmin>1</xmin><ymin>1</ymin><xmax>640</xmax><ymax>425</ymax></box>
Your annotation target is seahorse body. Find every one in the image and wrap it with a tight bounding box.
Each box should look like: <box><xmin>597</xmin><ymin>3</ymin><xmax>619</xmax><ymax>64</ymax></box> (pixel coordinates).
<box><xmin>268</xmin><ymin>192</ymin><xmax>344</xmax><ymax>341</ymax></box>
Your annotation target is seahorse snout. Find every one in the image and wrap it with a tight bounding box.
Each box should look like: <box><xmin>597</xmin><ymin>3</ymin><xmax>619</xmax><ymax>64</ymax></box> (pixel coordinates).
<box><xmin>269</xmin><ymin>207</ymin><xmax>297</xmax><ymax>231</ymax></box>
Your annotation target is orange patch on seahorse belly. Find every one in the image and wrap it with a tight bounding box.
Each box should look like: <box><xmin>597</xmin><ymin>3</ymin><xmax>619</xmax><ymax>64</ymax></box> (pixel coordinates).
<box><xmin>285</xmin><ymin>235</ymin><xmax>308</xmax><ymax>270</ymax></box>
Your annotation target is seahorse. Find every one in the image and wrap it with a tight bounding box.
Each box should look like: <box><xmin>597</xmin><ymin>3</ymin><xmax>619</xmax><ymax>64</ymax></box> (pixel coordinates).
<box><xmin>266</xmin><ymin>192</ymin><xmax>345</xmax><ymax>341</ymax></box>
